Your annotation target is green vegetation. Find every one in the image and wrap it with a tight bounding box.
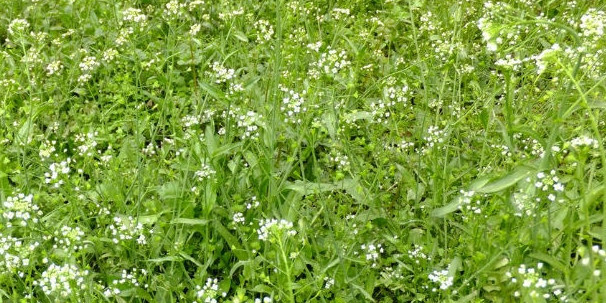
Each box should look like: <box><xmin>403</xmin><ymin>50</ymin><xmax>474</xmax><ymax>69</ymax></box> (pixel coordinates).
<box><xmin>1</xmin><ymin>0</ymin><xmax>606</xmax><ymax>301</ymax></box>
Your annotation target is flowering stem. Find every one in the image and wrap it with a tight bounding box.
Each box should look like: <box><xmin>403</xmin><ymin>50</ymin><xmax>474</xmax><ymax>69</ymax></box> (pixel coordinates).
<box><xmin>277</xmin><ymin>238</ymin><xmax>295</xmax><ymax>303</ymax></box>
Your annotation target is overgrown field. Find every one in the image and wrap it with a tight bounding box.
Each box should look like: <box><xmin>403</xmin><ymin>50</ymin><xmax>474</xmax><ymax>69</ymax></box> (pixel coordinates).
<box><xmin>1</xmin><ymin>0</ymin><xmax>606</xmax><ymax>302</ymax></box>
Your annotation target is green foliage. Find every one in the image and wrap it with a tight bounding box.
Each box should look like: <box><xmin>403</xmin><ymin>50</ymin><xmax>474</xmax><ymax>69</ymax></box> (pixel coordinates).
<box><xmin>1</xmin><ymin>0</ymin><xmax>606</xmax><ymax>302</ymax></box>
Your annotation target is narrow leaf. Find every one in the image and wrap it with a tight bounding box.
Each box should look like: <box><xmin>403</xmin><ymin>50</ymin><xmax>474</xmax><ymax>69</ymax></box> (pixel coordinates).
<box><xmin>170</xmin><ymin>218</ymin><xmax>209</xmax><ymax>225</ymax></box>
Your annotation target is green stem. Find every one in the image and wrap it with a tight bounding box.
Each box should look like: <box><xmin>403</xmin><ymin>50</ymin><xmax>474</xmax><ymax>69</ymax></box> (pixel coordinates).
<box><xmin>278</xmin><ymin>239</ymin><xmax>295</xmax><ymax>303</ymax></box>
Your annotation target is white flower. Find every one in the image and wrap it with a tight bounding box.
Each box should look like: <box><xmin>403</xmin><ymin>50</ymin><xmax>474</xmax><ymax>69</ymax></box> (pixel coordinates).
<box><xmin>122</xmin><ymin>8</ymin><xmax>148</xmax><ymax>24</ymax></box>
<box><xmin>257</xmin><ymin>219</ymin><xmax>297</xmax><ymax>241</ymax></box>
<box><xmin>309</xmin><ymin>47</ymin><xmax>350</xmax><ymax>79</ymax></box>
<box><xmin>195</xmin><ymin>164</ymin><xmax>216</xmax><ymax>181</ymax></box>
<box><xmin>8</xmin><ymin>19</ymin><xmax>29</xmax><ymax>35</ymax></box>
<box><xmin>33</xmin><ymin>264</ymin><xmax>89</xmax><ymax>297</ymax></box>
<box><xmin>428</xmin><ymin>268</ymin><xmax>453</xmax><ymax>290</ymax></box>
<box><xmin>46</xmin><ymin>61</ymin><xmax>63</xmax><ymax>76</ymax></box>
<box><xmin>254</xmin><ymin>19</ymin><xmax>274</xmax><ymax>43</ymax></box>
<box><xmin>190</xmin><ymin>24</ymin><xmax>201</xmax><ymax>36</ymax></box>
<box><xmin>196</xmin><ymin>278</ymin><xmax>220</xmax><ymax>302</ymax></box>
<box><xmin>207</xmin><ymin>61</ymin><xmax>235</xmax><ymax>84</ymax></box>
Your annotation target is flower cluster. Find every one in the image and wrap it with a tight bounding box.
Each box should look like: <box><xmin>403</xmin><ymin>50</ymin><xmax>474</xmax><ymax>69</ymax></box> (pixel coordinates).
<box><xmin>190</xmin><ymin>24</ymin><xmax>201</xmax><ymax>36</ymax></box>
<box><xmin>207</xmin><ymin>61</ymin><xmax>235</xmax><ymax>84</ymax></box>
<box><xmin>246</xmin><ymin>196</ymin><xmax>259</xmax><ymax>209</ymax></box>
<box><xmin>194</xmin><ymin>277</ymin><xmax>226</xmax><ymax>303</ymax></box>
<box><xmin>254</xmin><ymin>19</ymin><xmax>274</xmax><ymax>43</ymax></box>
<box><xmin>457</xmin><ymin>190</ymin><xmax>485</xmax><ymax>221</ymax></box>
<box><xmin>253</xmin><ymin>297</ymin><xmax>273</xmax><ymax>303</ymax></box>
<box><xmin>360</xmin><ymin>242</ymin><xmax>383</xmax><ymax>267</ymax></box>
<box><xmin>517</xmin><ymin>134</ymin><xmax>545</xmax><ymax>158</ymax></box>
<box><xmin>108</xmin><ymin>216</ymin><xmax>147</xmax><ymax>245</ymax></box>
<box><xmin>428</xmin><ymin>268</ymin><xmax>453</xmax><ymax>291</ymax></box>
<box><xmin>422</xmin><ymin>126</ymin><xmax>446</xmax><ymax>152</ymax></box>
<box><xmin>102</xmin><ymin>48</ymin><xmax>119</xmax><ymax>62</ymax></box>
<box><xmin>309</xmin><ymin>47</ymin><xmax>351</xmax><ymax>79</ymax></box>
<box><xmin>532</xmin><ymin>170</ymin><xmax>565</xmax><ymax>201</ymax></box>
<box><xmin>78</xmin><ymin>56</ymin><xmax>100</xmax><ymax>83</ymax></box>
<box><xmin>280</xmin><ymin>88</ymin><xmax>307</xmax><ymax>124</ymax></box>
<box><xmin>103</xmin><ymin>268</ymin><xmax>149</xmax><ymax>297</ymax></box>
<box><xmin>75</xmin><ymin>131</ymin><xmax>99</xmax><ymax>156</ymax></box>
<box><xmin>323</xmin><ymin>277</ymin><xmax>335</xmax><ymax>289</ymax></box>
<box><xmin>408</xmin><ymin>244</ymin><xmax>431</xmax><ymax>264</ymax></box>
<box><xmin>46</xmin><ymin>60</ymin><xmax>63</xmax><ymax>76</ymax></box>
<box><xmin>52</xmin><ymin>225</ymin><xmax>86</xmax><ymax>252</ymax></box>
<box><xmin>370</xmin><ymin>84</ymin><xmax>410</xmax><ymax>123</ymax></box>
<box><xmin>579</xmin><ymin>9</ymin><xmax>606</xmax><ymax>40</ymax></box>
<box><xmin>232</xmin><ymin>212</ymin><xmax>245</xmax><ymax>225</ymax></box>
<box><xmin>0</xmin><ymin>235</ymin><xmax>39</xmax><ymax>275</ymax></box>
<box><xmin>164</xmin><ymin>0</ymin><xmax>185</xmax><ymax>18</ymax></box>
<box><xmin>257</xmin><ymin>219</ymin><xmax>297</xmax><ymax>241</ymax></box>
<box><xmin>506</xmin><ymin>263</ymin><xmax>566</xmax><ymax>300</ymax></box>
<box><xmin>328</xmin><ymin>151</ymin><xmax>350</xmax><ymax>171</ymax></box>
<box><xmin>491</xmin><ymin>144</ymin><xmax>512</xmax><ymax>157</ymax></box>
<box><xmin>569</xmin><ymin>135</ymin><xmax>599</xmax><ymax>150</ymax></box>
<box><xmin>234</xmin><ymin>110</ymin><xmax>263</xmax><ymax>140</ymax></box>
<box><xmin>331</xmin><ymin>8</ymin><xmax>351</xmax><ymax>21</ymax></box>
<box><xmin>122</xmin><ymin>8</ymin><xmax>148</xmax><ymax>24</ymax></box>
<box><xmin>195</xmin><ymin>163</ymin><xmax>216</xmax><ymax>181</ymax></box>
<box><xmin>8</xmin><ymin>19</ymin><xmax>29</xmax><ymax>35</ymax></box>
<box><xmin>44</xmin><ymin>158</ymin><xmax>71</xmax><ymax>188</ymax></box>
<box><xmin>33</xmin><ymin>263</ymin><xmax>89</xmax><ymax>298</ymax></box>
<box><xmin>2</xmin><ymin>193</ymin><xmax>42</xmax><ymax>227</ymax></box>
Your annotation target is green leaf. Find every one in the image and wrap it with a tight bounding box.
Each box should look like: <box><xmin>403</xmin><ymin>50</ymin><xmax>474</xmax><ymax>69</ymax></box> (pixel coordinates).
<box><xmin>341</xmin><ymin>178</ymin><xmax>370</xmax><ymax>205</ymax></box>
<box><xmin>199</xmin><ymin>82</ymin><xmax>225</xmax><ymax>101</ymax></box>
<box><xmin>146</xmin><ymin>256</ymin><xmax>182</xmax><ymax>263</ymax></box>
<box><xmin>138</xmin><ymin>213</ymin><xmax>166</xmax><ymax>224</ymax></box>
<box><xmin>211</xmin><ymin>142</ymin><xmax>242</xmax><ymax>159</ymax></box>
<box><xmin>431</xmin><ymin>197</ymin><xmax>460</xmax><ymax>218</ymax></box>
<box><xmin>529</xmin><ymin>252</ymin><xmax>566</xmax><ymax>272</ymax></box>
<box><xmin>17</xmin><ymin>119</ymin><xmax>34</xmax><ymax>144</ymax></box>
<box><xmin>285</xmin><ymin>180</ymin><xmax>337</xmax><ymax>194</ymax></box>
<box><xmin>157</xmin><ymin>181</ymin><xmax>183</xmax><ymax>200</ymax></box>
<box><xmin>476</xmin><ymin>166</ymin><xmax>533</xmax><ymax>193</ymax></box>
<box><xmin>229</xmin><ymin>260</ymin><xmax>250</xmax><ymax>277</ymax></box>
<box><xmin>213</xmin><ymin>220</ymin><xmax>242</xmax><ymax>252</ymax></box>
<box><xmin>233</xmin><ymin>30</ymin><xmax>249</xmax><ymax>42</ymax></box>
<box><xmin>178</xmin><ymin>252</ymin><xmax>204</xmax><ymax>267</ymax></box>
<box><xmin>349</xmin><ymin>283</ymin><xmax>375</xmax><ymax>302</ymax></box>
<box><xmin>170</xmin><ymin>218</ymin><xmax>209</xmax><ymax>225</ymax></box>
<box><xmin>251</xmin><ymin>284</ymin><xmax>273</xmax><ymax>294</ymax></box>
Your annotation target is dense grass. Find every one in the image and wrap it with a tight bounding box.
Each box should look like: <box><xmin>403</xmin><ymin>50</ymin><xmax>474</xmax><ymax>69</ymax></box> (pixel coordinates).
<box><xmin>1</xmin><ymin>0</ymin><xmax>606</xmax><ymax>302</ymax></box>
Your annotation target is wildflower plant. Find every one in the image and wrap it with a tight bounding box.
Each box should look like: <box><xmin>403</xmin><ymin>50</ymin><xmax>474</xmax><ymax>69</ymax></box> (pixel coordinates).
<box><xmin>1</xmin><ymin>0</ymin><xmax>606</xmax><ymax>302</ymax></box>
